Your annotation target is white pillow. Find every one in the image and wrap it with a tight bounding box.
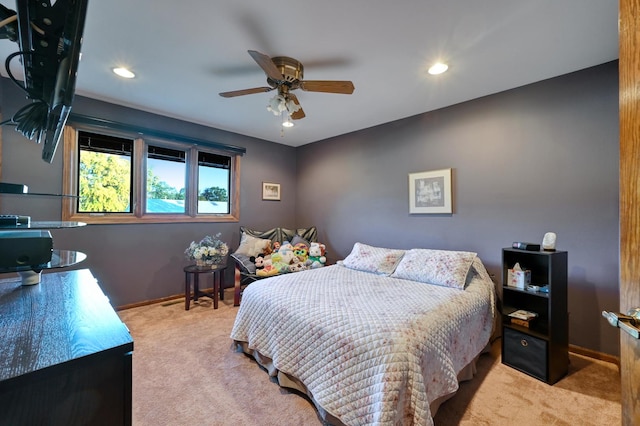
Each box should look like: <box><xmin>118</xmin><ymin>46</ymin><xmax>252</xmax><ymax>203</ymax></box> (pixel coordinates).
<box><xmin>234</xmin><ymin>233</ymin><xmax>271</xmax><ymax>257</ymax></box>
<box><xmin>342</xmin><ymin>242</ymin><xmax>405</xmax><ymax>276</ymax></box>
<box><xmin>390</xmin><ymin>248</ymin><xmax>477</xmax><ymax>289</ymax></box>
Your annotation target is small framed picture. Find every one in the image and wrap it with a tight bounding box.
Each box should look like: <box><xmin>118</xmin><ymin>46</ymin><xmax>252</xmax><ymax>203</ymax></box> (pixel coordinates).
<box><xmin>408</xmin><ymin>168</ymin><xmax>453</xmax><ymax>214</ymax></box>
<box><xmin>262</xmin><ymin>182</ymin><xmax>281</xmax><ymax>201</ymax></box>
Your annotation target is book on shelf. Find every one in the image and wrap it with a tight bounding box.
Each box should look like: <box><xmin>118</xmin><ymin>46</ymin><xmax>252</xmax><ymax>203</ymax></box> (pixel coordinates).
<box><xmin>510</xmin><ymin>317</ymin><xmax>534</xmax><ymax>328</ymax></box>
<box><xmin>508</xmin><ymin>309</ymin><xmax>538</xmax><ymax>321</ymax></box>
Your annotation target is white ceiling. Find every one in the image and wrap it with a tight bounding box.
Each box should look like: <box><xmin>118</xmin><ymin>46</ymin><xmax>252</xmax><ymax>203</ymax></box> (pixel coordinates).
<box><xmin>0</xmin><ymin>1</ymin><xmax>618</xmax><ymax>147</ymax></box>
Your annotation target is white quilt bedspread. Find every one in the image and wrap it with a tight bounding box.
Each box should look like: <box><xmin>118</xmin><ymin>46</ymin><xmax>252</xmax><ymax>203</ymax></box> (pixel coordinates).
<box><xmin>230</xmin><ymin>258</ymin><xmax>496</xmax><ymax>426</ymax></box>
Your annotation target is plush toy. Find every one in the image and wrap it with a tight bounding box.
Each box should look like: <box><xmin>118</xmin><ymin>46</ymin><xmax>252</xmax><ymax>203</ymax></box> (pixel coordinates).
<box><xmin>277</xmin><ymin>242</ymin><xmax>296</xmax><ymax>265</ymax></box>
<box><xmin>308</xmin><ymin>242</ymin><xmax>327</xmax><ymax>269</ymax></box>
<box><xmin>250</xmin><ymin>253</ymin><xmax>267</xmax><ymax>272</ymax></box>
<box><xmin>261</xmin><ymin>240</ymin><xmax>274</xmax><ymax>256</ymax></box>
<box><xmin>257</xmin><ymin>265</ymin><xmax>279</xmax><ymax>277</ymax></box>
<box><xmin>264</xmin><ymin>241</ymin><xmax>298</xmax><ymax>274</ymax></box>
<box><xmin>250</xmin><ymin>253</ymin><xmax>278</xmax><ymax>277</ymax></box>
<box><xmin>288</xmin><ymin>260</ymin><xmax>308</xmax><ymax>273</ymax></box>
<box><xmin>293</xmin><ymin>243</ymin><xmax>309</xmax><ymax>264</ymax></box>
<box><xmin>270</xmin><ymin>251</ymin><xmax>282</xmax><ymax>264</ymax></box>
<box><xmin>270</xmin><ymin>251</ymin><xmax>289</xmax><ymax>273</ymax></box>
<box><xmin>256</xmin><ymin>254</ymin><xmax>280</xmax><ymax>277</ymax></box>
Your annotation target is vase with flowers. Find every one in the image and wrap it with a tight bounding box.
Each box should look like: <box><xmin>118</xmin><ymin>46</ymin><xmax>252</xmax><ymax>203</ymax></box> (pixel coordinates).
<box><xmin>185</xmin><ymin>232</ymin><xmax>229</xmax><ymax>268</ymax></box>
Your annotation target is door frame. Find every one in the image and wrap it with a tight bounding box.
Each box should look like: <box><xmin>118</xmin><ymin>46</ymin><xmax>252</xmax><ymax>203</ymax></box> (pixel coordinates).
<box><xmin>619</xmin><ymin>0</ymin><xmax>640</xmax><ymax>424</ymax></box>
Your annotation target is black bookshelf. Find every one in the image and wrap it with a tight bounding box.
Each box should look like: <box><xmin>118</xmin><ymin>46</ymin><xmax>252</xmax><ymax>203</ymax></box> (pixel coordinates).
<box><xmin>501</xmin><ymin>248</ymin><xmax>568</xmax><ymax>384</ymax></box>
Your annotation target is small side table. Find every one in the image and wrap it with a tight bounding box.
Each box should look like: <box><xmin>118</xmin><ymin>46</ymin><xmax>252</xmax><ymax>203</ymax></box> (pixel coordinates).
<box><xmin>184</xmin><ymin>263</ymin><xmax>227</xmax><ymax>310</ymax></box>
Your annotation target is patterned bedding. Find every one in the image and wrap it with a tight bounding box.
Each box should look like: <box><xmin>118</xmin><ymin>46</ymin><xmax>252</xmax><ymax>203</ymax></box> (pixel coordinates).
<box><xmin>230</xmin><ymin>257</ymin><xmax>496</xmax><ymax>425</ymax></box>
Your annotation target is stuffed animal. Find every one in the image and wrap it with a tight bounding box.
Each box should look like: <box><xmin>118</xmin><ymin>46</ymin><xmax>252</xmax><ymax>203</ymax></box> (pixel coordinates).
<box><xmin>257</xmin><ymin>265</ymin><xmax>279</xmax><ymax>277</ymax></box>
<box><xmin>277</xmin><ymin>242</ymin><xmax>296</xmax><ymax>265</ymax></box>
<box><xmin>288</xmin><ymin>260</ymin><xmax>308</xmax><ymax>273</ymax></box>
<box><xmin>250</xmin><ymin>253</ymin><xmax>267</xmax><ymax>272</ymax></box>
<box><xmin>293</xmin><ymin>243</ymin><xmax>309</xmax><ymax>264</ymax></box>
<box><xmin>270</xmin><ymin>251</ymin><xmax>289</xmax><ymax>273</ymax></box>
<box><xmin>261</xmin><ymin>240</ymin><xmax>274</xmax><ymax>256</ymax></box>
<box><xmin>265</xmin><ymin>241</ymin><xmax>298</xmax><ymax>273</ymax></box>
<box><xmin>308</xmin><ymin>243</ymin><xmax>327</xmax><ymax>269</ymax></box>
<box><xmin>255</xmin><ymin>254</ymin><xmax>280</xmax><ymax>277</ymax></box>
<box><xmin>251</xmin><ymin>253</ymin><xmax>278</xmax><ymax>277</ymax></box>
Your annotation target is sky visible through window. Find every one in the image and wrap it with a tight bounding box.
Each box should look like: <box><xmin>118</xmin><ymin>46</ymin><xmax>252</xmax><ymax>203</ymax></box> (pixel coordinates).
<box><xmin>148</xmin><ymin>158</ymin><xmax>228</xmax><ymax>192</ymax></box>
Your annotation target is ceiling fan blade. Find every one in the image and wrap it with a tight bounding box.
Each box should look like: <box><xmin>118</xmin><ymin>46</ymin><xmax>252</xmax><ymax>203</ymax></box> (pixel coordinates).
<box><xmin>248</xmin><ymin>50</ymin><xmax>283</xmax><ymax>82</ymax></box>
<box><xmin>300</xmin><ymin>80</ymin><xmax>354</xmax><ymax>94</ymax></box>
<box><xmin>219</xmin><ymin>87</ymin><xmax>274</xmax><ymax>98</ymax></box>
<box><xmin>288</xmin><ymin>94</ymin><xmax>305</xmax><ymax>120</ymax></box>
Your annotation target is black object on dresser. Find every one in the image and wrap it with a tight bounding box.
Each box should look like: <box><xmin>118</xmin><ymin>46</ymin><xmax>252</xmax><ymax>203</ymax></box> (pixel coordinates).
<box><xmin>501</xmin><ymin>248</ymin><xmax>568</xmax><ymax>385</ymax></box>
<box><xmin>0</xmin><ymin>269</ymin><xmax>134</xmax><ymax>425</ymax></box>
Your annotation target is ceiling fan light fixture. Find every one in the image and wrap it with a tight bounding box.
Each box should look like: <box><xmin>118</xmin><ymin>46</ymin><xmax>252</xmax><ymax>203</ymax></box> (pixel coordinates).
<box><xmin>285</xmin><ymin>98</ymin><xmax>301</xmax><ymax>114</ymax></box>
<box><xmin>428</xmin><ymin>62</ymin><xmax>448</xmax><ymax>75</ymax></box>
<box><xmin>282</xmin><ymin>115</ymin><xmax>294</xmax><ymax>127</ymax></box>
<box><xmin>267</xmin><ymin>94</ymin><xmax>288</xmax><ymax>116</ymax></box>
<box><xmin>268</xmin><ymin>94</ymin><xmax>301</xmax><ymax>118</ymax></box>
<box><xmin>113</xmin><ymin>67</ymin><xmax>135</xmax><ymax>79</ymax></box>
<box><xmin>221</xmin><ymin>50</ymin><xmax>353</xmax><ymax>123</ymax></box>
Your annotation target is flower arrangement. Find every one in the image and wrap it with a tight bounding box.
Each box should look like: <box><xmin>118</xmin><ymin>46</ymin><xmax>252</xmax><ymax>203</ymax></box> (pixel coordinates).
<box><xmin>185</xmin><ymin>233</ymin><xmax>229</xmax><ymax>267</ymax></box>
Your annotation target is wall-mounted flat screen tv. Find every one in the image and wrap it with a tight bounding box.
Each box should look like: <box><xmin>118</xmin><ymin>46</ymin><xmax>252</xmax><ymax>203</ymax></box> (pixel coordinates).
<box><xmin>0</xmin><ymin>0</ymin><xmax>88</xmax><ymax>163</ymax></box>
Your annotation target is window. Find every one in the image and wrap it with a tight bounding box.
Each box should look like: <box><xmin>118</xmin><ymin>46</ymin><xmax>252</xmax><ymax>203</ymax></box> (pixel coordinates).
<box><xmin>62</xmin><ymin>123</ymin><xmax>241</xmax><ymax>224</ymax></box>
<box><xmin>146</xmin><ymin>145</ymin><xmax>186</xmax><ymax>214</ymax></box>
<box><xmin>78</xmin><ymin>132</ymin><xmax>133</xmax><ymax>213</ymax></box>
<box><xmin>197</xmin><ymin>151</ymin><xmax>231</xmax><ymax>214</ymax></box>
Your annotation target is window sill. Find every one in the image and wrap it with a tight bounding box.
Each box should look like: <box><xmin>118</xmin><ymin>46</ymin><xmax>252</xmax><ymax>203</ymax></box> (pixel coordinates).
<box><xmin>62</xmin><ymin>213</ymin><xmax>239</xmax><ymax>225</ymax></box>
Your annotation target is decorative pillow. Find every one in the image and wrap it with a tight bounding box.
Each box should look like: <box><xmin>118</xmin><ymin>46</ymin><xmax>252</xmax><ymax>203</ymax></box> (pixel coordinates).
<box><xmin>282</xmin><ymin>226</ymin><xmax>317</xmax><ymax>244</ymax></box>
<box><xmin>342</xmin><ymin>242</ymin><xmax>405</xmax><ymax>276</ymax></box>
<box><xmin>390</xmin><ymin>248</ymin><xmax>477</xmax><ymax>289</ymax></box>
<box><xmin>234</xmin><ymin>233</ymin><xmax>271</xmax><ymax>257</ymax></box>
<box><xmin>239</xmin><ymin>226</ymin><xmax>280</xmax><ymax>243</ymax></box>
<box><xmin>230</xmin><ymin>253</ymin><xmax>256</xmax><ymax>274</ymax></box>
<box><xmin>291</xmin><ymin>234</ymin><xmax>311</xmax><ymax>249</ymax></box>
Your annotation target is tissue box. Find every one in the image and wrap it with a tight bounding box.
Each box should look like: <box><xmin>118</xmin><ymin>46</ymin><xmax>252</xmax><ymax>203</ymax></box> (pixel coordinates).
<box><xmin>507</xmin><ymin>268</ymin><xmax>531</xmax><ymax>289</ymax></box>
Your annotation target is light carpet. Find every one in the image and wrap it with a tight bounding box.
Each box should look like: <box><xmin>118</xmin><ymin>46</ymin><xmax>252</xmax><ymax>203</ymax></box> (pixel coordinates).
<box><xmin>118</xmin><ymin>289</ymin><xmax>621</xmax><ymax>426</ymax></box>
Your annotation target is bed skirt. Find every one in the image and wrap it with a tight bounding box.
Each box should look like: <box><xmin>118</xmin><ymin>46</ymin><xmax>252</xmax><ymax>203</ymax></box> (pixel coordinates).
<box><xmin>232</xmin><ymin>340</ymin><xmax>486</xmax><ymax>425</ymax></box>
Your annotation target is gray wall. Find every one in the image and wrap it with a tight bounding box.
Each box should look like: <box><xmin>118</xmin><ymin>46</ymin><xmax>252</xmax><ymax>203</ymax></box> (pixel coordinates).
<box><xmin>0</xmin><ymin>61</ymin><xmax>620</xmax><ymax>356</ymax></box>
<box><xmin>295</xmin><ymin>61</ymin><xmax>620</xmax><ymax>356</ymax></box>
<box><xmin>0</xmin><ymin>81</ymin><xmax>298</xmax><ymax>307</ymax></box>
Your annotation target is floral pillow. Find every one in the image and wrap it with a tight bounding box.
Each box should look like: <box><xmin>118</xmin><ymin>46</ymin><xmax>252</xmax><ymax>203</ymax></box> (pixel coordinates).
<box><xmin>342</xmin><ymin>242</ymin><xmax>406</xmax><ymax>276</ymax></box>
<box><xmin>390</xmin><ymin>248</ymin><xmax>477</xmax><ymax>289</ymax></box>
<box><xmin>234</xmin><ymin>233</ymin><xmax>271</xmax><ymax>257</ymax></box>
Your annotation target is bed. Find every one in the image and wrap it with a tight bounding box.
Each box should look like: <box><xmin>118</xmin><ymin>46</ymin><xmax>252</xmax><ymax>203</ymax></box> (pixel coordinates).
<box><xmin>230</xmin><ymin>243</ymin><xmax>497</xmax><ymax>426</ymax></box>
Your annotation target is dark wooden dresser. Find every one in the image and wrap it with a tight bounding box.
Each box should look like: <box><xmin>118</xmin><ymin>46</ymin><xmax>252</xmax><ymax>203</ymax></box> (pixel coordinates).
<box><xmin>0</xmin><ymin>269</ymin><xmax>134</xmax><ymax>425</ymax></box>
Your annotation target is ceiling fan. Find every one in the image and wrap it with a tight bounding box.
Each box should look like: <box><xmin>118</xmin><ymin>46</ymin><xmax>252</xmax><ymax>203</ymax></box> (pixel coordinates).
<box><xmin>219</xmin><ymin>50</ymin><xmax>355</xmax><ymax>121</ymax></box>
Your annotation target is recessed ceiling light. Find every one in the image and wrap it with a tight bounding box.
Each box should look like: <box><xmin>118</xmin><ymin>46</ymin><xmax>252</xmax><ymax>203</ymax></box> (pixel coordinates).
<box><xmin>428</xmin><ymin>62</ymin><xmax>448</xmax><ymax>75</ymax></box>
<box><xmin>113</xmin><ymin>67</ymin><xmax>135</xmax><ymax>79</ymax></box>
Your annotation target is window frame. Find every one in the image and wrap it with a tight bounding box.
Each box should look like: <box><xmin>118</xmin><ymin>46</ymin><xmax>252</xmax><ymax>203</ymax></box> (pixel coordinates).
<box><xmin>62</xmin><ymin>124</ymin><xmax>240</xmax><ymax>224</ymax></box>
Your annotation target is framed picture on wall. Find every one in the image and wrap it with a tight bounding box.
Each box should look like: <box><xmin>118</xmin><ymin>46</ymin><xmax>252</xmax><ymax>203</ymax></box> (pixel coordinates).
<box><xmin>408</xmin><ymin>168</ymin><xmax>452</xmax><ymax>214</ymax></box>
<box><xmin>262</xmin><ymin>182</ymin><xmax>281</xmax><ymax>201</ymax></box>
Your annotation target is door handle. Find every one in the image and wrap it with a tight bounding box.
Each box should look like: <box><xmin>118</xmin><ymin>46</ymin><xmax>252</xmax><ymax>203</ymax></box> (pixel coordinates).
<box><xmin>602</xmin><ymin>308</ymin><xmax>640</xmax><ymax>339</ymax></box>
